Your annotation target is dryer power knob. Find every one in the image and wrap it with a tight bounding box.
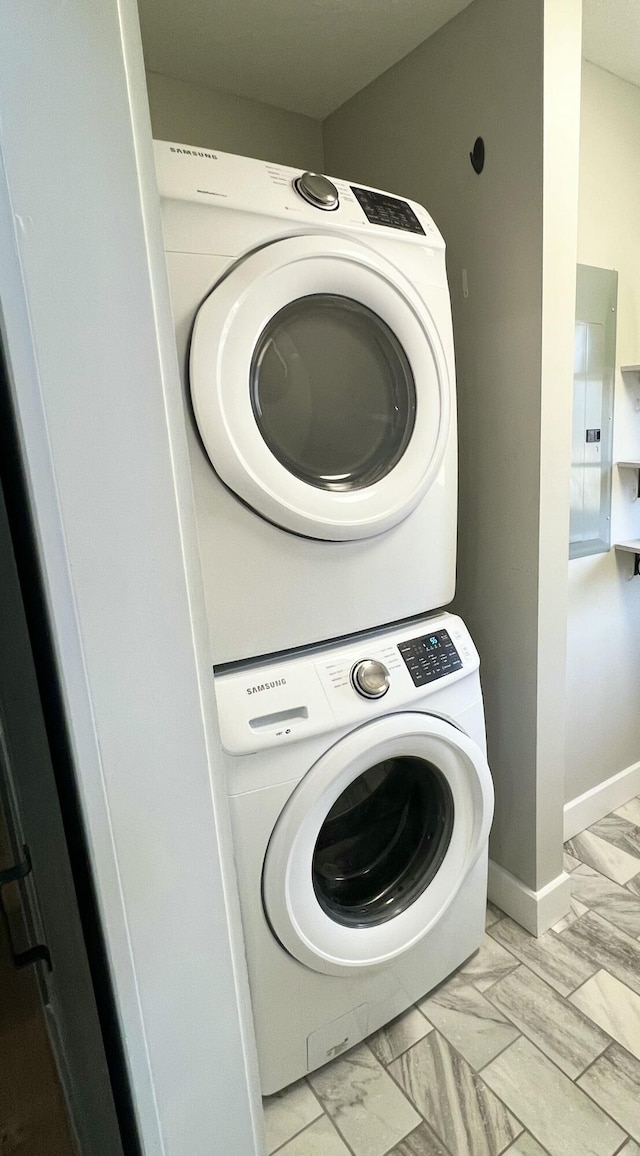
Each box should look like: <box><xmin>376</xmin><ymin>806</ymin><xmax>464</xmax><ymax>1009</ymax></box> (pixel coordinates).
<box><xmin>294</xmin><ymin>172</ymin><xmax>339</xmax><ymax>210</ymax></box>
<box><xmin>351</xmin><ymin>659</ymin><xmax>390</xmax><ymax>699</ymax></box>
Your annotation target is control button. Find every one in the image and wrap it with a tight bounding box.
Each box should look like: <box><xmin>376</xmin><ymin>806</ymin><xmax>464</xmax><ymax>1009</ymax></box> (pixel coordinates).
<box><xmin>294</xmin><ymin>172</ymin><xmax>339</xmax><ymax>211</ymax></box>
<box><xmin>351</xmin><ymin>659</ymin><xmax>390</xmax><ymax>699</ymax></box>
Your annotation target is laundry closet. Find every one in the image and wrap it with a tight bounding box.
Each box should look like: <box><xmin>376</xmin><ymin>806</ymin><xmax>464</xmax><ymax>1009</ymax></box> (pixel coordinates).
<box><xmin>4</xmin><ymin>1</ymin><xmax>639</xmax><ymax>1155</ymax></box>
<box><xmin>139</xmin><ymin>0</ymin><xmax>579</xmax><ymax>932</ymax></box>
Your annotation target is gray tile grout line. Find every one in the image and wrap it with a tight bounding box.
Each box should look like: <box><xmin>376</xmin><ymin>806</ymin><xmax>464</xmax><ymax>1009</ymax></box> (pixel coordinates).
<box><xmin>306</xmin><ymin>1041</ymin><xmax>416</xmax><ymax>1156</ymax></box>
<box><xmin>388</xmin><ymin>1009</ymin><xmax>635</xmax><ymax>1156</ymax></box>
<box><xmin>439</xmin><ymin>943</ymin><xmax>619</xmax><ymax>1084</ymax></box>
<box><xmin>377</xmin><ymin>1120</ymin><xmax>454</xmax><ymax>1156</ymax></box>
<box><xmin>478</xmin><ymin>1023</ymin><xmax>638</xmax><ymax>1146</ymax></box>
<box><xmin>267</xmin><ymin>1090</ymin><xmax>359</xmax><ymax>1156</ymax></box>
<box><xmin>304</xmin><ymin>1075</ymin><xmax>359</xmax><ymax>1156</ymax></box>
<box><xmin>558</xmin><ymin>905</ymin><xmax>640</xmax><ymax>969</ymax></box>
<box><xmin>487</xmin><ymin>916</ymin><xmax>608</xmax><ymax>1001</ymax></box>
<box><xmin>578</xmin><ymin>896</ymin><xmax>640</xmax><ymax>944</ymax></box>
<box><xmin>266</xmin><ymin>1115</ymin><xmax>321</xmax><ymax>1156</ymax></box>
<box><xmin>589</xmin><ymin>812</ymin><xmax>640</xmax><ymax>846</ymax></box>
<box><xmin>480</xmin><ymin>953</ymin><xmax>614</xmax><ymax>1061</ymax></box>
<box><xmin>473</xmin><ymin>897</ymin><xmax>640</xmax><ymax>1145</ymax></box>
<box><xmin>502</xmin><ymin>1134</ymin><xmax>553</xmax><ymax>1156</ymax></box>
<box><xmin>265</xmin><ymin>825</ymin><xmax>640</xmax><ymax>1156</ymax></box>
<box><xmin>572</xmin><ymin>1039</ymin><xmax>640</xmax><ymax>1142</ymax></box>
<box><xmin>575</xmin><ymin>1038</ymin><xmax>618</xmax><ymax>1085</ymax></box>
<box><xmin>555</xmin><ymin>843</ymin><xmax>640</xmax><ymax>1141</ymax></box>
<box><xmin>359</xmin><ymin>984</ymin><xmax>523</xmax><ymax>1155</ymax></box>
<box><xmin>379</xmin><ymin>1033</ymin><xmax>458</xmax><ymax>1156</ymax></box>
<box><xmin>291</xmin><ymin>922</ymin><xmax>578</xmax><ymax>1156</ymax></box>
<box><xmin>564</xmin><ymin>841</ymin><xmax>640</xmax><ymax>892</ymax></box>
<box><xmin>464</xmin><ymin>929</ymin><xmax>524</xmax><ymax>996</ymax></box>
<box><xmin>558</xmin><ymin>846</ymin><xmax>640</xmax><ymax>945</ymax></box>
<box><xmin>368</xmin><ymin>1008</ymin><xmax>434</xmax><ymax>1067</ymax></box>
<box><xmin>567</xmin><ymin>866</ymin><xmax>640</xmax><ymax>924</ymax></box>
<box><xmin>566</xmin><ymin>965</ymin><xmax>605</xmax><ymax>1003</ymax></box>
<box><xmin>386</xmin><ymin>1023</ymin><xmax>533</xmax><ymax>1153</ymax></box>
<box><xmin>263</xmin><ymin>1075</ymin><xmax>326</xmax><ymax>1156</ymax></box>
<box><xmin>478</xmin><ymin>957</ymin><xmax>614</xmax><ymax>1063</ymax></box>
<box><xmin>269</xmin><ymin>988</ymin><xmax>627</xmax><ymax>1155</ymax></box>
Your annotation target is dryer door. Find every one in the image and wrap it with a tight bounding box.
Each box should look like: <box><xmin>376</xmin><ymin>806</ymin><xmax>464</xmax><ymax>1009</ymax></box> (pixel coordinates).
<box><xmin>190</xmin><ymin>235</ymin><xmax>451</xmax><ymax>540</ymax></box>
<box><xmin>262</xmin><ymin>714</ymin><xmax>493</xmax><ymax>977</ymax></box>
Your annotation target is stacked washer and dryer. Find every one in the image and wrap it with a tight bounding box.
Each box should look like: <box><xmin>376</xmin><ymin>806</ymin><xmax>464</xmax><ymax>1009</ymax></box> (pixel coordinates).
<box><xmin>155</xmin><ymin>142</ymin><xmax>494</xmax><ymax>1094</ymax></box>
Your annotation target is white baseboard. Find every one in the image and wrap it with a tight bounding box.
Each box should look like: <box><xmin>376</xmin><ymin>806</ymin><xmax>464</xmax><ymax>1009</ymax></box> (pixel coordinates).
<box><xmin>564</xmin><ymin>759</ymin><xmax>640</xmax><ymax>841</ymax></box>
<box><xmin>488</xmin><ymin>859</ymin><xmax>572</xmax><ymax>937</ymax></box>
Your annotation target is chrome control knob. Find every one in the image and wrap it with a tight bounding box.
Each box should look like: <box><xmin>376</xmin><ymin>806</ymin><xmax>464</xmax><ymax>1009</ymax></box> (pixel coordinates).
<box><xmin>351</xmin><ymin>659</ymin><xmax>390</xmax><ymax>699</ymax></box>
<box><xmin>294</xmin><ymin>171</ymin><xmax>339</xmax><ymax>210</ymax></box>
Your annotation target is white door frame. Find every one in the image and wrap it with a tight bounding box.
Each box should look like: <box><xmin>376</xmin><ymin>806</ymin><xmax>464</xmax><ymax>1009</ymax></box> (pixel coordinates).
<box><xmin>0</xmin><ymin>3</ymin><xmax>263</xmax><ymax>1154</ymax></box>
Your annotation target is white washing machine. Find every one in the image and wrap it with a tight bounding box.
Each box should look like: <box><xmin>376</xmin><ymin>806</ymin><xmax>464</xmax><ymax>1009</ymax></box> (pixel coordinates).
<box><xmin>215</xmin><ymin>612</ymin><xmax>493</xmax><ymax>1093</ymax></box>
<box><xmin>155</xmin><ymin>142</ymin><xmax>458</xmax><ymax>664</ymax></box>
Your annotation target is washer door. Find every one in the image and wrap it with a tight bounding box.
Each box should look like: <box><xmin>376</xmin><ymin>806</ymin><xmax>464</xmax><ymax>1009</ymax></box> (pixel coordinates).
<box><xmin>262</xmin><ymin>714</ymin><xmax>493</xmax><ymax>976</ymax></box>
<box><xmin>190</xmin><ymin>235</ymin><xmax>451</xmax><ymax>541</ymax></box>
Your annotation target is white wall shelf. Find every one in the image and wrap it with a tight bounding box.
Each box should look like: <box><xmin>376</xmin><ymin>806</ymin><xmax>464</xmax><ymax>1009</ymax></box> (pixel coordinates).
<box><xmin>614</xmin><ymin>368</ymin><xmax>640</xmax><ymax>554</ymax></box>
<box><xmin>614</xmin><ymin>540</ymin><xmax>640</xmax><ymax>576</ymax></box>
<box><xmin>617</xmin><ymin>460</ymin><xmax>640</xmax><ymax>499</ymax></box>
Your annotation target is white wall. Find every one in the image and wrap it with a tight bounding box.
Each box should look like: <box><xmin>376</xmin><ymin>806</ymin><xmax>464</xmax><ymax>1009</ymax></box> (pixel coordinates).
<box><xmin>146</xmin><ymin>71</ymin><xmax>324</xmax><ymax>170</ymax></box>
<box><xmin>565</xmin><ymin>62</ymin><xmax>640</xmax><ymax>805</ymax></box>
<box><xmin>324</xmin><ymin>0</ymin><xmax>581</xmax><ymax>908</ymax></box>
<box><xmin>0</xmin><ymin>2</ymin><xmax>263</xmax><ymax>1153</ymax></box>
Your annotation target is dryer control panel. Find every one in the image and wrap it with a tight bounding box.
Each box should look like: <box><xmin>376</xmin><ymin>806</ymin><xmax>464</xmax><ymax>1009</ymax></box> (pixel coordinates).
<box><xmin>214</xmin><ymin>612</ymin><xmax>479</xmax><ymax>755</ymax></box>
<box><xmin>153</xmin><ymin>140</ymin><xmax>444</xmax><ymax>251</ymax></box>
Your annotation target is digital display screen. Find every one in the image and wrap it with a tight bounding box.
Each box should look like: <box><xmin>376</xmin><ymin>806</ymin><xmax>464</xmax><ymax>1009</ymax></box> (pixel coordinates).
<box><xmin>351</xmin><ymin>186</ymin><xmax>426</xmax><ymax>234</ymax></box>
<box><xmin>398</xmin><ymin>629</ymin><xmax>463</xmax><ymax>688</ymax></box>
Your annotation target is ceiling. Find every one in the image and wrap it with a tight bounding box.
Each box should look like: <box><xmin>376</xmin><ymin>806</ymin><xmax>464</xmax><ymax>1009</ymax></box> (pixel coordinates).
<box><xmin>582</xmin><ymin>0</ymin><xmax>640</xmax><ymax>90</ymax></box>
<box><xmin>138</xmin><ymin>0</ymin><xmax>640</xmax><ymax>123</ymax></box>
<box><xmin>137</xmin><ymin>0</ymin><xmax>474</xmax><ymax>120</ymax></box>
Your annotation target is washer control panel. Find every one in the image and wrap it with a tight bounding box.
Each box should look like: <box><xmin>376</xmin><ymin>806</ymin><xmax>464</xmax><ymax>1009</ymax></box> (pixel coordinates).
<box><xmin>398</xmin><ymin>629</ymin><xmax>463</xmax><ymax>687</ymax></box>
<box><xmin>214</xmin><ymin>613</ymin><xmax>479</xmax><ymax>755</ymax></box>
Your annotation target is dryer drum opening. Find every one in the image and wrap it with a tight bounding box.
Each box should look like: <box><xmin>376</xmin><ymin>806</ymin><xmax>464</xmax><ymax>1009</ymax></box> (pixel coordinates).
<box><xmin>250</xmin><ymin>294</ymin><xmax>416</xmax><ymax>492</ymax></box>
<box><xmin>312</xmin><ymin>756</ymin><xmax>454</xmax><ymax>928</ymax></box>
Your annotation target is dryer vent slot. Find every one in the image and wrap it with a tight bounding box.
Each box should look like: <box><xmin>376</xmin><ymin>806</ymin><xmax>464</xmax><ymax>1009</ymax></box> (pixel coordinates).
<box><xmin>249</xmin><ymin>706</ymin><xmax>309</xmax><ymax>731</ymax></box>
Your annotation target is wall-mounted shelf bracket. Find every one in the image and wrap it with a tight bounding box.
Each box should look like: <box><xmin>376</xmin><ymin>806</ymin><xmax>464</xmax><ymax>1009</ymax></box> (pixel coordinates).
<box><xmin>614</xmin><ymin>540</ymin><xmax>640</xmax><ymax>576</ymax></box>
<box><xmin>617</xmin><ymin>461</ymin><xmax>640</xmax><ymax>500</ymax></box>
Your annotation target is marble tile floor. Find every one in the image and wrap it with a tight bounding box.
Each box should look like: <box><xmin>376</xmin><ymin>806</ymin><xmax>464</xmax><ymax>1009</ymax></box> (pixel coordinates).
<box><xmin>263</xmin><ymin>797</ymin><xmax>640</xmax><ymax>1156</ymax></box>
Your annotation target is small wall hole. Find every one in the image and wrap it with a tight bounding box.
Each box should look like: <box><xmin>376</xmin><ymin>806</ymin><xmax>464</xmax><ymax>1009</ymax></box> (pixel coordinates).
<box><xmin>470</xmin><ymin>137</ymin><xmax>485</xmax><ymax>174</ymax></box>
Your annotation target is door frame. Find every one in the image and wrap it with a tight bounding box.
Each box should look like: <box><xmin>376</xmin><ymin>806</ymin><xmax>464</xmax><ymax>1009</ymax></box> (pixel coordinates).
<box><xmin>0</xmin><ymin>3</ymin><xmax>263</xmax><ymax>1154</ymax></box>
<box><xmin>0</xmin><ymin>478</ymin><xmax>125</xmax><ymax>1156</ymax></box>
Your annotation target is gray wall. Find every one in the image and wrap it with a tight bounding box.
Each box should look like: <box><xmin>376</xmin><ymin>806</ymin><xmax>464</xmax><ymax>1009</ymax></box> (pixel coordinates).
<box><xmin>565</xmin><ymin>62</ymin><xmax>640</xmax><ymax>803</ymax></box>
<box><xmin>146</xmin><ymin>70</ymin><xmax>324</xmax><ymax>170</ymax></box>
<box><xmin>324</xmin><ymin>0</ymin><xmax>580</xmax><ymax>893</ymax></box>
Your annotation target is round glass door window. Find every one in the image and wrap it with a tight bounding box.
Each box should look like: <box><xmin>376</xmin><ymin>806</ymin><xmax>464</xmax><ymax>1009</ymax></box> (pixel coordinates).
<box><xmin>312</xmin><ymin>756</ymin><xmax>454</xmax><ymax>927</ymax></box>
<box><xmin>250</xmin><ymin>295</ymin><xmax>416</xmax><ymax>491</ymax></box>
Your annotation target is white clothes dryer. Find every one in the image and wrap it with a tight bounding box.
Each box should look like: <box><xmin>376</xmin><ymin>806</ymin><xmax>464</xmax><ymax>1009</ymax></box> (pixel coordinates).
<box><xmin>155</xmin><ymin>142</ymin><xmax>458</xmax><ymax>664</ymax></box>
<box><xmin>215</xmin><ymin>612</ymin><xmax>493</xmax><ymax>1093</ymax></box>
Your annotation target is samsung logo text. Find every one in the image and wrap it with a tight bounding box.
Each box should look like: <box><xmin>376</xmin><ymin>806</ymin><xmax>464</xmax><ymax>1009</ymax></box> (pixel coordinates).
<box><xmin>169</xmin><ymin>147</ymin><xmax>218</xmax><ymax>159</ymax></box>
<box><xmin>246</xmin><ymin>679</ymin><xmax>287</xmax><ymax>696</ymax></box>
